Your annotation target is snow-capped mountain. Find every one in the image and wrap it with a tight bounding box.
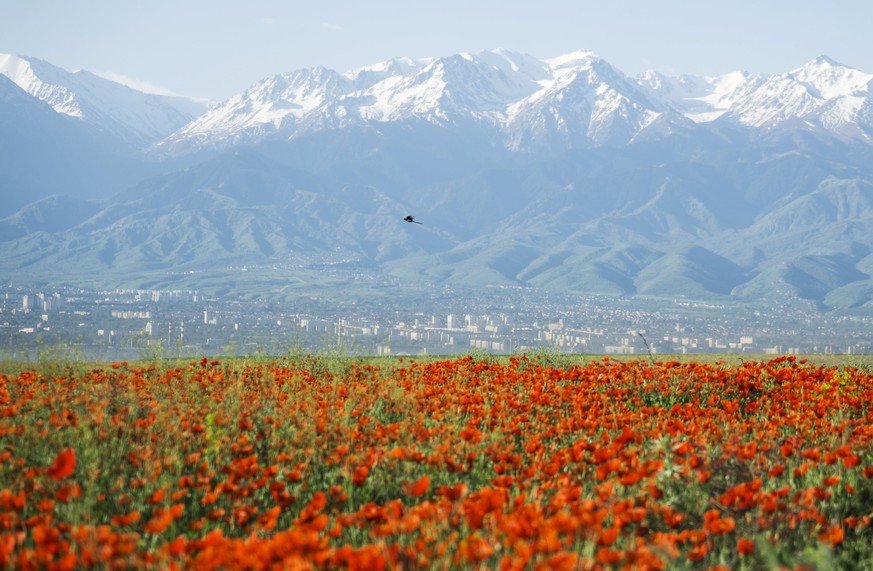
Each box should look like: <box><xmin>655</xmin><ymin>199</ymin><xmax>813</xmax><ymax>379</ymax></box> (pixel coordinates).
<box><xmin>154</xmin><ymin>49</ymin><xmax>691</xmax><ymax>155</ymax></box>
<box><xmin>502</xmin><ymin>51</ymin><xmax>687</xmax><ymax>150</ymax></box>
<box><xmin>640</xmin><ymin>56</ymin><xmax>873</xmax><ymax>142</ymax></box>
<box><xmin>636</xmin><ymin>69</ymin><xmax>759</xmax><ymax>123</ymax></box>
<box><xmin>0</xmin><ymin>53</ymin><xmax>207</xmax><ymax>149</ymax></box>
<box><xmin>153</xmin><ymin>50</ymin><xmax>873</xmax><ymax>156</ymax></box>
<box><xmin>6</xmin><ymin>48</ymin><xmax>871</xmax><ymax>155</ymax></box>
<box><xmin>736</xmin><ymin>56</ymin><xmax>873</xmax><ymax>139</ymax></box>
<box><xmin>153</xmin><ymin>49</ymin><xmax>539</xmax><ymax>154</ymax></box>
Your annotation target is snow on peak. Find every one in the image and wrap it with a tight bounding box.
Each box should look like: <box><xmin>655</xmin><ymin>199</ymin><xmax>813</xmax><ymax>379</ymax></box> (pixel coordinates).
<box><xmin>362</xmin><ymin>50</ymin><xmax>545</xmax><ymax>122</ymax></box>
<box><xmin>346</xmin><ymin>57</ymin><xmax>429</xmax><ymax>85</ymax></box>
<box><xmin>0</xmin><ymin>52</ymin><xmax>206</xmax><ymax>147</ymax></box>
<box><xmin>808</xmin><ymin>55</ymin><xmax>842</xmax><ymax>68</ymax></box>
<box><xmin>638</xmin><ymin>55</ymin><xmax>873</xmax><ymax>135</ymax></box>
<box><xmin>789</xmin><ymin>55</ymin><xmax>872</xmax><ymax>99</ymax></box>
<box><xmin>151</xmin><ymin>49</ymin><xmax>873</xmax><ymax>154</ymax></box>
<box><xmin>545</xmin><ymin>50</ymin><xmax>601</xmax><ymax>71</ymax></box>
<box><xmin>0</xmin><ymin>53</ymin><xmax>84</xmax><ymax>117</ymax></box>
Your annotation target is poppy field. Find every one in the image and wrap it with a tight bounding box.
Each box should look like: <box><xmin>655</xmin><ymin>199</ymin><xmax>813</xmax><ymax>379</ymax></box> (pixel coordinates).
<box><xmin>2</xmin><ymin>353</ymin><xmax>873</xmax><ymax>570</ymax></box>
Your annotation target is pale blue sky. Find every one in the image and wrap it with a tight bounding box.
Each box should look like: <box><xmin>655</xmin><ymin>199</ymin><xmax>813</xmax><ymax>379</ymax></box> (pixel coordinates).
<box><xmin>3</xmin><ymin>0</ymin><xmax>872</xmax><ymax>101</ymax></box>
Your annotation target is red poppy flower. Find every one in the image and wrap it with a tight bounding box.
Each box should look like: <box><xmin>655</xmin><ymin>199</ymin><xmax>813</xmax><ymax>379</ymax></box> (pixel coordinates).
<box><xmin>405</xmin><ymin>475</ymin><xmax>430</xmax><ymax>497</ymax></box>
<box><xmin>737</xmin><ymin>537</ymin><xmax>755</xmax><ymax>555</ymax></box>
<box><xmin>47</xmin><ymin>448</ymin><xmax>76</xmax><ymax>480</ymax></box>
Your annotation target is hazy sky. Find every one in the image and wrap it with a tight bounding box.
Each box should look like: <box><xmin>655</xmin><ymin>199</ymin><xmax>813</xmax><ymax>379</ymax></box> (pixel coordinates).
<box><xmin>3</xmin><ymin>0</ymin><xmax>872</xmax><ymax>101</ymax></box>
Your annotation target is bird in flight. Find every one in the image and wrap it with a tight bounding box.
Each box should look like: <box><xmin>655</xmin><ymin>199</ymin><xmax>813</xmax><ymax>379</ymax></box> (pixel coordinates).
<box><xmin>403</xmin><ymin>215</ymin><xmax>422</xmax><ymax>225</ymax></box>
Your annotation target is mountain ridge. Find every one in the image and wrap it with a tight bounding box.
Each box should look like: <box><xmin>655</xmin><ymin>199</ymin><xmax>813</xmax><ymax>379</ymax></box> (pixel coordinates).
<box><xmin>0</xmin><ymin>53</ymin><xmax>207</xmax><ymax>150</ymax></box>
<box><xmin>151</xmin><ymin>49</ymin><xmax>873</xmax><ymax>156</ymax></box>
<box><xmin>2</xmin><ymin>50</ymin><xmax>873</xmax><ymax>311</ymax></box>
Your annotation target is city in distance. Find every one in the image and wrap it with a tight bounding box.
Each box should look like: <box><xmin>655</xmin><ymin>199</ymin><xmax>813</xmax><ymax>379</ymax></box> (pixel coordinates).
<box><xmin>2</xmin><ymin>49</ymin><xmax>873</xmax><ymax>358</ymax></box>
<box><xmin>2</xmin><ymin>282</ymin><xmax>871</xmax><ymax>362</ymax></box>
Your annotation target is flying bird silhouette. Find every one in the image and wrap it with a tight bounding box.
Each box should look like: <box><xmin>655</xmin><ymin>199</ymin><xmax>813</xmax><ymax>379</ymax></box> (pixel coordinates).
<box><xmin>403</xmin><ymin>215</ymin><xmax>422</xmax><ymax>225</ymax></box>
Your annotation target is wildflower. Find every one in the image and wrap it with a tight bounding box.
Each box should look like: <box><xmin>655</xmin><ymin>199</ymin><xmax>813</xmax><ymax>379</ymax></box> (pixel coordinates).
<box><xmin>405</xmin><ymin>475</ymin><xmax>430</xmax><ymax>497</ymax></box>
<box><xmin>352</xmin><ymin>465</ymin><xmax>370</xmax><ymax>486</ymax></box>
<box><xmin>688</xmin><ymin>543</ymin><xmax>708</xmax><ymax>561</ymax></box>
<box><xmin>737</xmin><ymin>537</ymin><xmax>755</xmax><ymax>555</ymax></box>
<box><xmin>818</xmin><ymin>525</ymin><xmax>844</xmax><ymax>546</ymax></box>
<box><xmin>704</xmin><ymin>510</ymin><xmax>736</xmax><ymax>535</ymax></box>
<box><xmin>822</xmin><ymin>475</ymin><xmax>841</xmax><ymax>487</ymax></box>
<box><xmin>55</xmin><ymin>483</ymin><xmax>82</xmax><ymax>503</ymax></box>
<box><xmin>47</xmin><ymin>448</ymin><xmax>76</xmax><ymax>480</ymax></box>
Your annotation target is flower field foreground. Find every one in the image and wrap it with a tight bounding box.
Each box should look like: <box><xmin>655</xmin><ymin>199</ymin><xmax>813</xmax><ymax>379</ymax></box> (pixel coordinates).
<box><xmin>2</xmin><ymin>355</ymin><xmax>873</xmax><ymax>570</ymax></box>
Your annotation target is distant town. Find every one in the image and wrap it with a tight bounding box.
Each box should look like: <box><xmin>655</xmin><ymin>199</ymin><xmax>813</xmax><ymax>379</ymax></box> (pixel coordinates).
<box><xmin>1</xmin><ymin>283</ymin><xmax>871</xmax><ymax>362</ymax></box>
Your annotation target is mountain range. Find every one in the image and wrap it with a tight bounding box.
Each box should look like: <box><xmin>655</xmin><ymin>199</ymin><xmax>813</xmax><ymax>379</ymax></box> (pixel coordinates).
<box><xmin>2</xmin><ymin>49</ymin><xmax>873</xmax><ymax>310</ymax></box>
